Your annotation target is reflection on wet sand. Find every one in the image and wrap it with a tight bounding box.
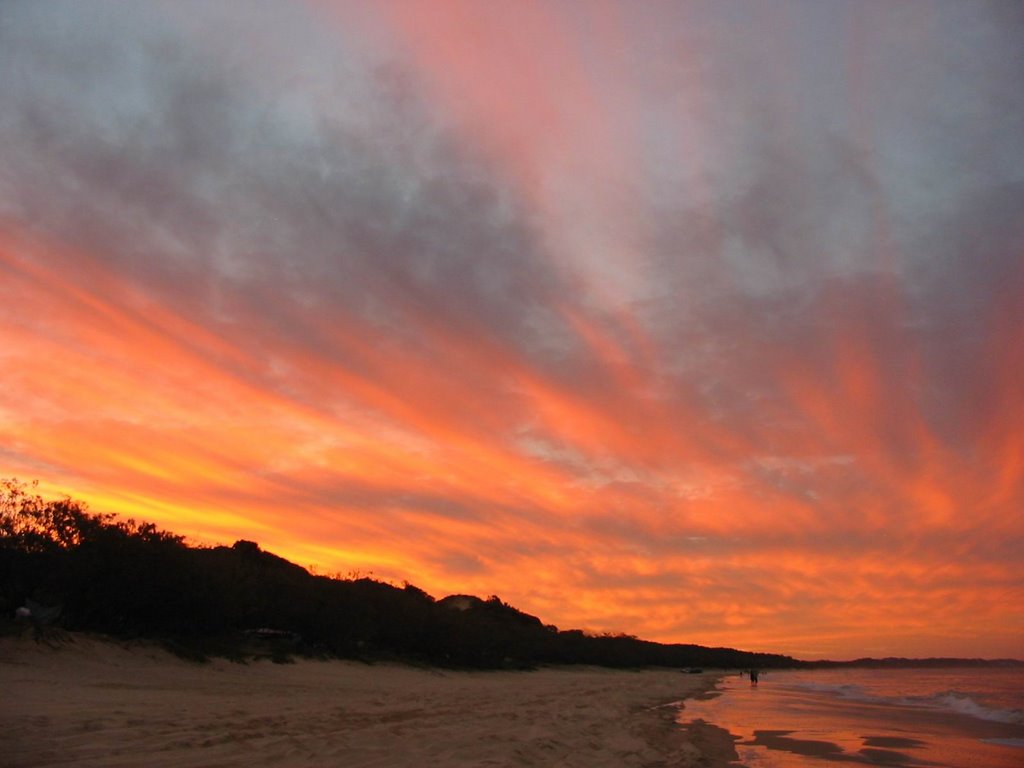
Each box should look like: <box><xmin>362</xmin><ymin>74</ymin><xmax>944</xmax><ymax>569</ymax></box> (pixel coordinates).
<box><xmin>743</xmin><ymin>729</ymin><xmax>847</xmax><ymax>759</ymax></box>
<box><xmin>859</xmin><ymin>735</ymin><xmax>932</xmax><ymax>765</ymax></box>
<box><xmin>856</xmin><ymin>747</ymin><xmax>921</xmax><ymax>765</ymax></box>
<box><xmin>741</xmin><ymin>729</ymin><xmax>934</xmax><ymax>765</ymax></box>
<box><xmin>676</xmin><ymin>669</ymin><xmax>1024</xmax><ymax>768</ymax></box>
<box><xmin>863</xmin><ymin>737</ymin><xmax>928</xmax><ymax>749</ymax></box>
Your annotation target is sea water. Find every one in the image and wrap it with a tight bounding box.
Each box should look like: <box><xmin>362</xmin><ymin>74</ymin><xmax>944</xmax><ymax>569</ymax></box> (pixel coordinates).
<box><xmin>679</xmin><ymin>667</ymin><xmax>1024</xmax><ymax>767</ymax></box>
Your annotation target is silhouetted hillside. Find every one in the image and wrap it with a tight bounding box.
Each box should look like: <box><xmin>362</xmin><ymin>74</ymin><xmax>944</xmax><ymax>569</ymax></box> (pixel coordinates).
<box><xmin>0</xmin><ymin>478</ymin><xmax>795</xmax><ymax>668</ymax></box>
<box><xmin>802</xmin><ymin>657</ymin><xmax>1024</xmax><ymax>669</ymax></box>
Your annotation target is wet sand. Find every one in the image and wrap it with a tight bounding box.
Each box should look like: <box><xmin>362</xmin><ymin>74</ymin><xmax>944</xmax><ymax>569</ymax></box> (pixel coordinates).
<box><xmin>679</xmin><ymin>668</ymin><xmax>1024</xmax><ymax>768</ymax></box>
<box><xmin>0</xmin><ymin>634</ymin><xmax>737</xmax><ymax>767</ymax></box>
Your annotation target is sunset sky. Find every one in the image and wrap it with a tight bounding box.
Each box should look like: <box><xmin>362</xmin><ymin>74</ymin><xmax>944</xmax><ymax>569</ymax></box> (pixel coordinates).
<box><xmin>1</xmin><ymin>0</ymin><xmax>1022</xmax><ymax>660</ymax></box>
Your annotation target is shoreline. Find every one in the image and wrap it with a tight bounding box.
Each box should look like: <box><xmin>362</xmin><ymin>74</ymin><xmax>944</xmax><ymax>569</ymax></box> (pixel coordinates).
<box><xmin>674</xmin><ymin>676</ymin><xmax>742</xmax><ymax>767</ymax></box>
<box><xmin>1</xmin><ymin>632</ymin><xmax>737</xmax><ymax>767</ymax></box>
<box><xmin>677</xmin><ymin>666</ymin><xmax>1024</xmax><ymax>768</ymax></box>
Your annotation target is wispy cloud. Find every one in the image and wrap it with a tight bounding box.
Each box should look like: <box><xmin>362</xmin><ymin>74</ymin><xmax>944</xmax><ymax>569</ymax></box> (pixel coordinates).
<box><xmin>1</xmin><ymin>0</ymin><xmax>1021</xmax><ymax>658</ymax></box>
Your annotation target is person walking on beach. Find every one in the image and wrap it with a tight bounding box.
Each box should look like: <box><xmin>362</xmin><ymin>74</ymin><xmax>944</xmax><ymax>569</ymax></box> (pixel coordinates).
<box><xmin>749</xmin><ymin>669</ymin><xmax>760</xmax><ymax>686</ymax></box>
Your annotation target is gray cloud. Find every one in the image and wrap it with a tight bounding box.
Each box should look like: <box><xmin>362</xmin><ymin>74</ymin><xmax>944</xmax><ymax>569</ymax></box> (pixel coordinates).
<box><xmin>622</xmin><ymin>1</ymin><xmax>1024</xmax><ymax>467</ymax></box>
<box><xmin>2</xmin><ymin>0</ymin><xmax>1021</xmax><ymax>654</ymax></box>
<box><xmin>0</xmin><ymin>1</ymin><xmax>572</xmax><ymax>380</ymax></box>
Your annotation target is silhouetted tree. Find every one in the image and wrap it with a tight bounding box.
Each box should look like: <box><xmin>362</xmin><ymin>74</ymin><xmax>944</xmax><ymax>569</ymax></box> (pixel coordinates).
<box><xmin>1</xmin><ymin>478</ymin><xmax>804</xmax><ymax>669</ymax></box>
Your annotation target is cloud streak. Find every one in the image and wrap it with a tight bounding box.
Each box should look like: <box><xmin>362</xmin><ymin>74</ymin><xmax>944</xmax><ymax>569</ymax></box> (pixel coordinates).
<box><xmin>1</xmin><ymin>0</ymin><xmax>1021</xmax><ymax>658</ymax></box>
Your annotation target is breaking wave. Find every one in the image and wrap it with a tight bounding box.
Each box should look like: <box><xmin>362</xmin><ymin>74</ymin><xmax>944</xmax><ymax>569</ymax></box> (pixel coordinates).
<box><xmin>929</xmin><ymin>691</ymin><xmax>1023</xmax><ymax>725</ymax></box>
<box><xmin>791</xmin><ymin>680</ymin><xmax>1024</xmax><ymax>725</ymax></box>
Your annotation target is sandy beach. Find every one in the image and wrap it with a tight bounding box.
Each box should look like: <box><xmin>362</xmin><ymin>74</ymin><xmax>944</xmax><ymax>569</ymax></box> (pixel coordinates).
<box><xmin>0</xmin><ymin>634</ymin><xmax>735</xmax><ymax>767</ymax></box>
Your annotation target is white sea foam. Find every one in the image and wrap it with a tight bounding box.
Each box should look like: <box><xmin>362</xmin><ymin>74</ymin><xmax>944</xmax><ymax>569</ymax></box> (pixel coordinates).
<box><xmin>791</xmin><ymin>680</ymin><xmax>869</xmax><ymax>700</ymax></box>
<box><xmin>930</xmin><ymin>692</ymin><xmax>1023</xmax><ymax>725</ymax></box>
<box><xmin>790</xmin><ymin>678</ymin><xmax>1024</xmax><ymax>725</ymax></box>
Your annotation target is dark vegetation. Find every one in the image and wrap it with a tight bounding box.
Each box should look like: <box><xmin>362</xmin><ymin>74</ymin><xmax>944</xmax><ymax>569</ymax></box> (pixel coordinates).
<box><xmin>5</xmin><ymin>480</ymin><xmax>1018</xmax><ymax>669</ymax></box>
<box><xmin>0</xmin><ymin>478</ymin><xmax>790</xmax><ymax>669</ymax></box>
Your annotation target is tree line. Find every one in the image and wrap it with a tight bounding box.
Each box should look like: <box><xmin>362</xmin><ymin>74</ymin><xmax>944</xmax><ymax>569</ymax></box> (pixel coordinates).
<box><xmin>0</xmin><ymin>478</ymin><xmax>795</xmax><ymax>669</ymax></box>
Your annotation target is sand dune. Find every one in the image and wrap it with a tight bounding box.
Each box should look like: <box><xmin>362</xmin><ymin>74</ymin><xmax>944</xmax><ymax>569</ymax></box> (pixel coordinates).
<box><xmin>0</xmin><ymin>634</ymin><xmax>732</xmax><ymax>767</ymax></box>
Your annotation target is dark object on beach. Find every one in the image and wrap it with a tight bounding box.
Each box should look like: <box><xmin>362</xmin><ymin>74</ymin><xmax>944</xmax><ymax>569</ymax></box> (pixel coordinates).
<box><xmin>687</xmin><ymin>668</ymin><xmax>703</xmax><ymax>674</ymax></box>
<box><xmin>750</xmin><ymin>668</ymin><xmax>760</xmax><ymax>685</ymax></box>
<box><xmin>15</xmin><ymin>599</ymin><xmax>63</xmax><ymax>641</ymax></box>
<box><xmin>17</xmin><ymin>599</ymin><xmax>62</xmax><ymax>626</ymax></box>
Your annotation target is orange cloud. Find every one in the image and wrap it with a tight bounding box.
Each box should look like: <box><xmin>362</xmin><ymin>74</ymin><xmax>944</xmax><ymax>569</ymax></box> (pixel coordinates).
<box><xmin>2</xmin><ymin>2</ymin><xmax>1022</xmax><ymax>661</ymax></box>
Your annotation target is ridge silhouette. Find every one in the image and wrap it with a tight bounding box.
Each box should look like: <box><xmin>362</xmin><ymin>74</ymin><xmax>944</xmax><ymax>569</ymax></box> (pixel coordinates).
<box><xmin>15</xmin><ymin>479</ymin><xmax>1009</xmax><ymax>670</ymax></box>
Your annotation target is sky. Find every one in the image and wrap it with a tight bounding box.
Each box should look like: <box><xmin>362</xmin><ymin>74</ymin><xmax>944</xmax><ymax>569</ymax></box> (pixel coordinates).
<box><xmin>1</xmin><ymin>0</ymin><xmax>1022</xmax><ymax>660</ymax></box>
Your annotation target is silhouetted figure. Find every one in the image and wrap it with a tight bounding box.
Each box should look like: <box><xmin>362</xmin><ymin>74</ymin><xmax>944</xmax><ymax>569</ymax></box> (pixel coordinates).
<box><xmin>750</xmin><ymin>668</ymin><xmax>760</xmax><ymax>685</ymax></box>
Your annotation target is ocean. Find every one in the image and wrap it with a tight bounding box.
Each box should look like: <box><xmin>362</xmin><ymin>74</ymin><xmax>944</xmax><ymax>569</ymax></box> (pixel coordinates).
<box><xmin>678</xmin><ymin>667</ymin><xmax>1024</xmax><ymax>767</ymax></box>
